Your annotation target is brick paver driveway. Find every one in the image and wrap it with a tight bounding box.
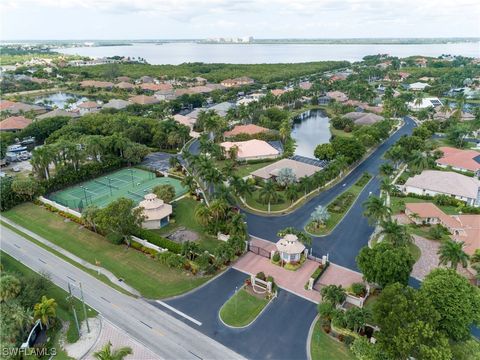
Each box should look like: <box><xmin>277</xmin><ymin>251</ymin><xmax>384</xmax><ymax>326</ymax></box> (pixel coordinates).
<box><xmin>233</xmin><ymin>252</ymin><xmax>322</xmax><ymax>303</ymax></box>
<box><xmin>315</xmin><ymin>263</ymin><xmax>364</xmax><ymax>289</ymax></box>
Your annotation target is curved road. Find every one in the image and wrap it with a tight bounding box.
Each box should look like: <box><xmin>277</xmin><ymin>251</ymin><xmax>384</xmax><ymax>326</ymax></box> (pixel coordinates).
<box><xmin>243</xmin><ymin>117</ymin><xmax>416</xmax><ymax>270</ymax></box>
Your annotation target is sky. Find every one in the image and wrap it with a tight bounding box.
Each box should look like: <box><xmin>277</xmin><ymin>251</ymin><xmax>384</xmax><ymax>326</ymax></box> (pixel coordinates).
<box><xmin>1</xmin><ymin>0</ymin><xmax>479</xmax><ymax>40</ymax></box>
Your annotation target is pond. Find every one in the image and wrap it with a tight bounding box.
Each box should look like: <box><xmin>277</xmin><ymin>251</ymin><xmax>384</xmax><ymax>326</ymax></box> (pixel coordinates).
<box><xmin>291</xmin><ymin>109</ymin><xmax>331</xmax><ymax>158</ymax></box>
<box><xmin>34</xmin><ymin>92</ymin><xmax>88</xmax><ymax>110</ymax></box>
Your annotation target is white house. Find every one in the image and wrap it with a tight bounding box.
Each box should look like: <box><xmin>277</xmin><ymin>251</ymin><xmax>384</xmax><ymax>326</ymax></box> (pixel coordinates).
<box><xmin>275</xmin><ymin>234</ymin><xmax>305</xmax><ymax>264</ymax></box>
<box><xmin>408</xmin><ymin>82</ymin><xmax>430</xmax><ymax>91</ymax></box>
<box><xmin>403</xmin><ymin>170</ymin><xmax>480</xmax><ymax>207</ymax></box>
<box><xmin>407</xmin><ymin>97</ymin><xmax>443</xmax><ymax>110</ymax></box>
<box><xmin>136</xmin><ymin>193</ymin><xmax>173</xmax><ymax>229</ymax></box>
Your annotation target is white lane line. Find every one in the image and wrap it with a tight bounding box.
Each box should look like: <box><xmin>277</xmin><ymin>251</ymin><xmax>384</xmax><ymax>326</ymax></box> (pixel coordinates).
<box><xmin>155</xmin><ymin>300</ymin><xmax>202</xmax><ymax>326</ymax></box>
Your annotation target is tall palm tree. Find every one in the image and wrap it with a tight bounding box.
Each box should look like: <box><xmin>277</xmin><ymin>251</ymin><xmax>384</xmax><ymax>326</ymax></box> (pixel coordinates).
<box><xmin>379</xmin><ymin>220</ymin><xmax>412</xmax><ymax>247</ymax></box>
<box><xmin>31</xmin><ymin>146</ymin><xmax>53</xmax><ymax>180</ymax></box>
<box><xmin>408</xmin><ymin>150</ymin><xmax>431</xmax><ymax>173</ymax></box>
<box><xmin>229</xmin><ymin>213</ymin><xmax>247</xmax><ymax>240</ymax></box>
<box><xmin>414</xmin><ymin>92</ymin><xmax>425</xmax><ymax>107</ymax></box>
<box><xmin>34</xmin><ymin>296</ymin><xmax>57</xmax><ymax>328</ymax></box>
<box><xmin>363</xmin><ymin>196</ymin><xmax>391</xmax><ymax>225</ymax></box>
<box><xmin>259</xmin><ymin>180</ymin><xmax>279</xmax><ymax>213</ymax></box>
<box><xmin>285</xmin><ymin>184</ymin><xmax>299</xmax><ymax>204</ymax></box>
<box><xmin>94</xmin><ymin>341</ymin><xmax>133</xmax><ymax>360</ymax></box>
<box><xmin>298</xmin><ymin>176</ymin><xmax>312</xmax><ymax>197</ymax></box>
<box><xmin>438</xmin><ymin>239</ymin><xmax>469</xmax><ymax>269</ymax></box>
<box><xmin>181</xmin><ymin>175</ymin><xmax>196</xmax><ymax>194</ymax></box>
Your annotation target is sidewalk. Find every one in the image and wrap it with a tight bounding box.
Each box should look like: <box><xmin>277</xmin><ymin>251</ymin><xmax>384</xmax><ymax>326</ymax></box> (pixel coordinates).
<box><xmin>0</xmin><ymin>216</ymin><xmax>140</xmax><ymax>296</ymax></box>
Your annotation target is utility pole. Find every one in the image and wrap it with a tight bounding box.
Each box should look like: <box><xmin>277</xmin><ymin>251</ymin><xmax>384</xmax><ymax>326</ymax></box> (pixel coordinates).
<box><xmin>79</xmin><ymin>282</ymin><xmax>90</xmax><ymax>333</ymax></box>
<box><xmin>67</xmin><ymin>283</ymin><xmax>81</xmax><ymax>336</ymax></box>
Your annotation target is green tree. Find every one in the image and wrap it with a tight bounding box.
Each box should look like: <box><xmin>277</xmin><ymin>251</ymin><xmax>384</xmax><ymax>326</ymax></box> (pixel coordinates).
<box><xmin>93</xmin><ymin>341</ymin><xmax>133</xmax><ymax>360</ymax></box>
<box><xmin>152</xmin><ymin>184</ymin><xmax>176</xmax><ymax>203</ymax></box>
<box><xmin>314</xmin><ymin>143</ymin><xmax>335</xmax><ymax>161</ymax></box>
<box><xmin>363</xmin><ymin>196</ymin><xmax>391</xmax><ymax>225</ymax></box>
<box><xmin>356</xmin><ymin>242</ymin><xmax>414</xmax><ymax>287</ymax></box>
<box><xmin>95</xmin><ymin>198</ymin><xmax>145</xmax><ymax>245</ymax></box>
<box><xmin>310</xmin><ymin>205</ymin><xmax>330</xmax><ymax>228</ymax></box>
<box><xmin>421</xmin><ymin>268</ymin><xmax>480</xmax><ymax>341</ymax></box>
<box><xmin>276</xmin><ymin>167</ymin><xmax>297</xmax><ymax>187</ymax></box>
<box><xmin>11</xmin><ymin>177</ymin><xmax>40</xmax><ymax>201</ymax></box>
<box><xmin>344</xmin><ymin>307</ymin><xmax>371</xmax><ymax>333</ymax></box>
<box><xmin>285</xmin><ymin>184</ymin><xmax>299</xmax><ymax>204</ymax></box>
<box><xmin>438</xmin><ymin>239</ymin><xmax>469</xmax><ymax>269</ymax></box>
<box><xmin>320</xmin><ymin>285</ymin><xmax>346</xmax><ymax>306</ymax></box>
<box><xmin>372</xmin><ymin>283</ymin><xmax>451</xmax><ymax>360</ymax></box>
<box><xmin>33</xmin><ymin>295</ymin><xmax>57</xmax><ymax>328</ymax></box>
<box><xmin>0</xmin><ymin>274</ymin><xmax>21</xmax><ymax>302</ymax></box>
<box><xmin>379</xmin><ymin>220</ymin><xmax>412</xmax><ymax>247</ymax></box>
<box><xmin>258</xmin><ymin>180</ymin><xmax>279</xmax><ymax>213</ymax></box>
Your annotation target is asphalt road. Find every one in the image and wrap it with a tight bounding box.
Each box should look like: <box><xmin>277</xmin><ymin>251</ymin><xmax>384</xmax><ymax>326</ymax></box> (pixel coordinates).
<box><xmin>157</xmin><ymin>268</ymin><xmax>317</xmax><ymax>360</ymax></box>
<box><xmin>243</xmin><ymin>117</ymin><xmax>416</xmax><ymax>270</ymax></box>
<box><xmin>0</xmin><ymin>224</ymin><xmax>245</xmax><ymax>360</ymax></box>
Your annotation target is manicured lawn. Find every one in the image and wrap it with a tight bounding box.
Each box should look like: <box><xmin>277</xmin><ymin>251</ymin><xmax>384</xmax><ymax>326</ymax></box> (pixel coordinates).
<box><xmin>244</xmin><ymin>189</ymin><xmax>291</xmax><ymax>212</ymax></box>
<box><xmin>330</xmin><ymin>126</ymin><xmax>353</xmax><ymax>138</ymax></box>
<box><xmin>1</xmin><ymin>251</ymin><xmax>97</xmax><ymax>345</ymax></box>
<box><xmin>219</xmin><ymin>288</ymin><xmax>269</xmax><ymax>327</ymax></box>
<box><xmin>151</xmin><ymin>197</ymin><xmax>222</xmax><ymax>252</ymax></box>
<box><xmin>215</xmin><ymin>159</ymin><xmax>277</xmax><ymax>178</ymax></box>
<box><xmin>310</xmin><ymin>318</ymin><xmax>355</xmax><ymax>360</ymax></box>
<box><xmin>407</xmin><ymin>224</ymin><xmax>451</xmax><ymax>242</ymax></box>
<box><xmin>3</xmin><ymin>203</ymin><xmax>212</xmax><ymax>299</ymax></box>
<box><xmin>390</xmin><ymin>196</ymin><xmax>458</xmax><ymax>215</ymax></box>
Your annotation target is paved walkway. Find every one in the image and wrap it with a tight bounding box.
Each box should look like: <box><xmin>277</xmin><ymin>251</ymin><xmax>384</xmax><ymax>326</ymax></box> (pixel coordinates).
<box><xmin>233</xmin><ymin>252</ymin><xmax>321</xmax><ymax>303</ymax></box>
<box><xmin>0</xmin><ymin>216</ymin><xmax>140</xmax><ymax>296</ymax></box>
<box><xmin>85</xmin><ymin>318</ymin><xmax>161</xmax><ymax>360</ymax></box>
<box><xmin>315</xmin><ymin>263</ymin><xmax>364</xmax><ymax>289</ymax></box>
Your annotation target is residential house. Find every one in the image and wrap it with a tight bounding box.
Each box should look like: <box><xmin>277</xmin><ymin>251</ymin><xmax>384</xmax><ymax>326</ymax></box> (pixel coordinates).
<box><xmin>343</xmin><ymin>112</ymin><xmax>384</xmax><ymax>125</ymax></box>
<box><xmin>0</xmin><ymin>116</ymin><xmax>32</xmax><ymax>132</ymax></box>
<box><xmin>436</xmin><ymin>147</ymin><xmax>480</xmax><ymax>176</ymax></box>
<box><xmin>36</xmin><ymin>109</ymin><xmax>79</xmax><ymax>120</ymax></box>
<box><xmin>102</xmin><ymin>99</ymin><xmax>131</xmax><ymax>110</ymax></box>
<box><xmin>402</xmin><ymin>170</ymin><xmax>480</xmax><ymax>207</ymax></box>
<box><xmin>220</xmin><ymin>139</ymin><xmax>280</xmax><ymax>161</ymax></box>
<box><xmin>0</xmin><ymin>101</ymin><xmax>46</xmax><ymax>115</ymax></box>
<box><xmin>251</xmin><ymin>158</ymin><xmax>322</xmax><ymax>181</ymax></box>
<box><xmin>224</xmin><ymin>124</ymin><xmax>269</xmax><ymax>138</ymax></box>
<box><xmin>79</xmin><ymin>80</ymin><xmax>114</xmax><ymax>89</ymax></box>
<box><xmin>299</xmin><ymin>81</ymin><xmax>312</xmax><ymax>90</ymax></box>
<box><xmin>434</xmin><ymin>109</ymin><xmax>475</xmax><ymax>122</ymax></box>
<box><xmin>220</xmin><ymin>77</ymin><xmax>254</xmax><ymax>87</ymax></box>
<box><xmin>407</xmin><ymin>97</ymin><xmax>443</xmax><ymax>110</ymax></box>
<box><xmin>138</xmin><ymin>76</ymin><xmax>155</xmax><ymax>84</ymax></box>
<box><xmin>326</xmin><ymin>91</ymin><xmax>348</xmax><ymax>103</ymax></box>
<box><xmin>408</xmin><ymin>82</ymin><xmax>430</xmax><ymax>91</ymax></box>
<box><xmin>173</xmin><ymin>114</ymin><xmax>200</xmax><ymax>138</ymax></box>
<box><xmin>128</xmin><ymin>95</ymin><xmax>160</xmax><ymax>105</ymax></box>
<box><xmin>78</xmin><ymin>101</ymin><xmax>102</xmax><ymax>115</ymax></box>
<box><xmin>114</xmin><ymin>81</ymin><xmax>135</xmax><ymax>90</ymax></box>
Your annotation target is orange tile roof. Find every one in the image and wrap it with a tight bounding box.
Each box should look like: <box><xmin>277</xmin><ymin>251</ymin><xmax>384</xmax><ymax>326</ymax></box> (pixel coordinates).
<box><xmin>405</xmin><ymin>202</ymin><xmax>461</xmax><ymax>229</ymax></box>
<box><xmin>224</xmin><ymin>124</ymin><xmax>269</xmax><ymax>137</ymax></box>
<box><xmin>0</xmin><ymin>100</ymin><xmax>16</xmax><ymax>110</ymax></box>
<box><xmin>128</xmin><ymin>95</ymin><xmax>159</xmax><ymax>105</ymax></box>
<box><xmin>140</xmin><ymin>83</ymin><xmax>173</xmax><ymax>91</ymax></box>
<box><xmin>0</xmin><ymin>116</ymin><xmax>32</xmax><ymax>131</ymax></box>
<box><xmin>455</xmin><ymin>215</ymin><xmax>480</xmax><ymax>255</ymax></box>
<box><xmin>436</xmin><ymin>147</ymin><xmax>480</xmax><ymax>172</ymax></box>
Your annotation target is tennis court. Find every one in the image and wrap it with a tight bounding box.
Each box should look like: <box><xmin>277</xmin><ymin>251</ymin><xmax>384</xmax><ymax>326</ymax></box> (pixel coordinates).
<box><xmin>47</xmin><ymin>168</ymin><xmax>187</xmax><ymax>212</ymax></box>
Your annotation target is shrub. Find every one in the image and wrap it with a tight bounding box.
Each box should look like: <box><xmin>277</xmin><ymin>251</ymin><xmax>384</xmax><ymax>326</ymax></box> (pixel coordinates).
<box><xmin>344</xmin><ymin>335</ymin><xmax>355</xmax><ymax>346</ymax></box>
<box><xmin>355</xmin><ymin>173</ymin><xmax>372</xmax><ymax>187</ymax></box>
<box><xmin>272</xmin><ymin>252</ymin><xmax>280</xmax><ymax>262</ymax></box>
<box><xmin>133</xmin><ymin>228</ymin><xmax>182</xmax><ymax>254</ymax></box>
<box><xmin>256</xmin><ymin>272</ymin><xmax>266</xmax><ymax>281</ymax></box>
<box><xmin>106</xmin><ymin>232</ymin><xmax>123</xmax><ymax>245</ymax></box>
<box><xmin>351</xmin><ymin>283</ymin><xmax>367</xmax><ymax>297</ymax></box>
<box><xmin>266</xmin><ymin>275</ymin><xmax>276</xmax><ymax>290</ymax></box>
<box><xmin>337</xmin><ymin>334</ymin><xmax>345</xmax><ymax>342</ymax></box>
<box><xmin>328</xmin><ymin>191</ymin><xmax>355</xmax><ymax>213</ymax></box>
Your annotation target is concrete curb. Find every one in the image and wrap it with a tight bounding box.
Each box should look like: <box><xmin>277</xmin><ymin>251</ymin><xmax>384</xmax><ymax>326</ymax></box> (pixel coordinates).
<box><xmin>306</xmin><ymin>315</ymin><xmax>319</xmax><ymax>360</ymax></box>
<box><xmin>217</xmin><ymin>285</ymin><xmax>275</xmax><ymax>330</ymax></box>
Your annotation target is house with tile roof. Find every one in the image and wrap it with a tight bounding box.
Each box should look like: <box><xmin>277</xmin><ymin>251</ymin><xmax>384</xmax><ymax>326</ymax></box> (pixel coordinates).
<box><xmin>78</xmin><ymin>101</ymin><xmax>102</xmax><ymax>115</ymax></box>
<box><xmin>223</xmin><ymin>124</ymin><xmax>269</xmax><ymax>138</ymax></box>
<box><xmin>436</xmin><ymin>147</ymin><xmax>480</xmax><ymax>176</ymax></box>
<box><xmin>128</xmin><ymin>95</ymin><xmax>160</xmax><ymax>105</ymax></box>
<box><xmin>402</xmin><ymin>170</ymin><xmax>480</xmax><ymax>207</ymax></box>
<box><xmin>0</xmin><ymin>116</ymin><xmax>32</xmax><ymax>132</ymax></box>
<box><xmin>220</xmin><ymin>139</ymin><xmax>280</xmax><ymax>161</ymax></box>
<box><xmin>36</xmin><ymin>109</ymin><xmax>79</xmax><ymax>120</ymax></box>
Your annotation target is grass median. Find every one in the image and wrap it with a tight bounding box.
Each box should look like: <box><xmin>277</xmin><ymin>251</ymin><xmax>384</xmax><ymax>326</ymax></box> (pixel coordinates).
<box><xmin>3</xmin><ymin>203</ymin><xmax>212</xmax><ymax>299</ymax></box>
<box><xmin>219</xmin><ymin>288</ymin><xmax>269</xmax><ymax>327</ymax></box>
<box><xmin>310</xmin><ymin>318</ymin><xmax>355</xmax><ymax>360</ymax></box>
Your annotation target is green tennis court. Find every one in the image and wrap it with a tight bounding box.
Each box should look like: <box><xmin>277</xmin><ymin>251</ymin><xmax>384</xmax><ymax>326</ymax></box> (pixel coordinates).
<box><xmin>47</xmin><ymin>168</ymin><xmax>187</xmax><ymax>212</ymax></box>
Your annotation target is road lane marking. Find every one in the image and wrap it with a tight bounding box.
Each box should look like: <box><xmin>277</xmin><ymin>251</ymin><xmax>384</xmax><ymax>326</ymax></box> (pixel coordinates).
<box><xmin>155</xmin><ymin>300</ymin><xmax>202</xmax><ymax>326</ymax></box>
<box><xmin>139</xmin><ymin>320</ymin><xmax>152</xmax><ymax>329</ymax></box>
<box><xmin>100</xmin><ymin>296</ymin><xmax>111</xmax><ymax>303</ymax></box>
<box><xmin>38</xmin><ymin>258</ymin><xmax>47</xmax><ymax>264</ymax></box>
<box><xmin>188</xmin><ymin>350</ymin><xmax>203</xmax><ymax>359</ymax></box>
<box><xmin>67</xmin><ymin>276</ymin><xmax>76</xmax><ymax>282</ymax></box>
<box><xmin>14</xmin><ymin>244</ymin><xmax>20</xmax><ymax>249</ymax></box>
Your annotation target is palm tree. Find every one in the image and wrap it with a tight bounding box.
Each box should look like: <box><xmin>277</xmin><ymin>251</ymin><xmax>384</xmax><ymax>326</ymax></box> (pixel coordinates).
<box><xmin>438</xmin><ymin>239</ymin><xmax>469</xmax><ymax>269</ymax></box>
<box><xmin>414</xmin><ymin>92</ymin><xmax>425</xmax><ymax>107</ymax></box>
<box><xmin>229</xmin><ymin>213</ymin><xmax>247</xmax><ymax>240</ymax></box>
<box><xmin>169</xmin><ymin>156</ymin><xmax>180</xmax><ymax>170</ymax></box>
<box><xmin>258</xmin><ymin>180</ymin><xmax>279</xmax><ymax>213</ymax></box>
<box><xmin>31</xmin><ymin>146</ymin><xmax>53</xmax><ymax>180</ymax></box>
<box><xmin>0</xmin><ymin>274</ymin><xmax>21</xmax><ymax>302</ymax></box>
<box><xmin>298</xmin><ymin>176</ymin><xmax>312</xmax><ymax>197</ymax></box>
<box><xmin>285</xmin><ymin>184</ymin><xmax>299</xmax><ymax>204</ymax></box>
<box><xmin>194</xmin><ymin>203</ymin><xmax>210</xmax><ymax>227</ymax></box>
<box><xmin>380</xmin><ymin>220</ymin><xmax>412</xmax><ymax>247</ymax></box>
<box><xmin>363</xmin><ymin>196</ymin><xmax>391</xmax><ymax>225</ymax></box>
<box><xmin>320</xmin><ymin>285</ymin><xmax>346</xmax><ymax>306</ymax></box>
<box><xmin>34</xmin><ymin>296</ymin><xmax>57</xmax><ymax>328</ymax></box>
<box><xmin>408</xmin><ymin>150</ymin><xmax>431</xmax><ymax>173</ymax></box>
<box><xmin>379</xmin><ymin>163</ymin><xmax>395</xmax><ymax>178</ymax></box>
<box><xmin>310</xmin><ymin>205</ymin><xmax>330</xmax><ymax>229</ymax></box>
<box><xmin>380</xmin><ymin>178</ymin><xmax>395</xmax><ymax>206</ymax></box>
<box><xmin>94</xmin><ymin>341</ymin><xmax>133</xmax><ymax>360</ymax></box>
<box><xmin>209</xmin><ymin>199</ymin><xmax>229</xmax><ymax>227</ymax></box>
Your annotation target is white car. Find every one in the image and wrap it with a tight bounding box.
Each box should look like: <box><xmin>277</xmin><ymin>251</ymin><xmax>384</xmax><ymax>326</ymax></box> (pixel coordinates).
<box><xmin>12</xmin><ymin>166</ymin><xmax>21</xmax><ymax>172</ymax></box>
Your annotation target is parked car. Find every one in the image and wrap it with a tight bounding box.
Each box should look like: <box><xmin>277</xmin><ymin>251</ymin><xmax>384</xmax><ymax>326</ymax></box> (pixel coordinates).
<box><xmin>12</xmin><ymin>166</ymin><xmax>21</xmax><ymax>172</ymax></box>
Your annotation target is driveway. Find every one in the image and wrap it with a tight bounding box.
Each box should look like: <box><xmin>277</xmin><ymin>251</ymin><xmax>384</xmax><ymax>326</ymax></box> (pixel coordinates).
<box><xmin>155</xmin><ymin>268</ymin><xmax>317</xmax><ymax>360</ymax></box>
<box><xmin>233</xmin><ymin>252</ymin><xmax>321</xmax><ymax>303</ymax></box>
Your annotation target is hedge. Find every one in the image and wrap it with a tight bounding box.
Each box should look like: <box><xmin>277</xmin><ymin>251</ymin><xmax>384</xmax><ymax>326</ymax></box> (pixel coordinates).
<box><xmin>133</xmin><ymin>228</ymin><xmax>182</xmax><ymax>254</ymax></box>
